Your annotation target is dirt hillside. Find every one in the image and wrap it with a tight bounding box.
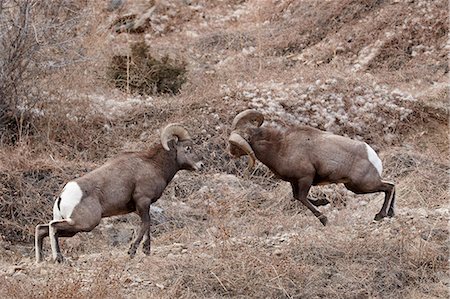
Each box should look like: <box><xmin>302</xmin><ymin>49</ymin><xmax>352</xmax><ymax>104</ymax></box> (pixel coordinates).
<box><xmin>0</xmin><ymin>0</ymin><xmax>448</xmax><ymax>298</ymax></box>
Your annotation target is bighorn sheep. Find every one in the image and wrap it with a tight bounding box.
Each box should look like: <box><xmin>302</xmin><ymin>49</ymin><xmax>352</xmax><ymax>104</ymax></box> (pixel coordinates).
<box><xmin>228</xmin><ymin>110</ymin><xmax>395</xmax><ymax>226</ymax></box>
<box><xmin>35</xmin><ymin>124</ymin><xmax>203</xmax><ymax>263</ymax></box>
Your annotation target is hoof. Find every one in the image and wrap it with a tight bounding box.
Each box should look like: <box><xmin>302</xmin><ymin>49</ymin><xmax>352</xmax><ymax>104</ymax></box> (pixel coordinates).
<box><xmin>387</xmin><ymin>209</ymin><xmax>395</xmax><ymax>218</ymax></box>
<box><xmin>128</xmin><ymin>246</ymin><xmax>137</xmax><ymax>258</ymax></box>
<box><xmin>318</xmin><ymin>215</ymin><xmax>328</xmax><ymax>226</ymax></box>
<box><xmin>54</xmin><ymin>254</ymin><xmax>64</xmax><ymax>264</ymax></box>
<box><xmin>142</xmin><ymin>246</ymin><xmax>151</xmax><ymax>256</ymax></box>
<box><xmin>374</xmin><ymin>213</ymin><xmax>386</xmax><ymax>221</ymax></box>
<box><xmin>311</xmin><ymin>198</ymin><xmax>330</xmax><ymax>207</ymax></box>
<box><xmin>310</xmin><ymin>198</ymin><xmax>330</xmax><ymax>207</ymax></box>
<box><xmin>317</xmin><ymin>198</ymin><xmax>330</xmax><ymax>206</ymax></box>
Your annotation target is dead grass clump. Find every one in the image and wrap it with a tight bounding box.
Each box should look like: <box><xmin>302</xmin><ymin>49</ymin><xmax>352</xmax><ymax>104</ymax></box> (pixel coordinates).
<box><xmin>382</xmin><ymin>148</ymin><xmax>448</xmax><ymax>209</ymax></box>
<box><xmin>0</xmin><ymin>149</ymin><xmax>94</xmax><ymax>243</ymax></box>
<box><xmin>30</xmin><ymin>97</ymin><xmax>120</xmax><ymax>161</ymax></box>
<box><xmin>32</xmin><ymin>94</ymin><xmax>169</xmax><ymax>162</ymax></box>
<box><xmin>108</xmin><ymin>41</ymin><xmax>187</xmax><ymax>95</ymax></box>
<box><xmin>382</xmin><ymin>150</ymin><xmax>420</xmax><ymax>178</ymax></box>
<box><xmin>260</xmin><ymin>0</ymin><xmax>386</xmax><ymax>56</ymax></box>
<box><xmin>367</xmin><ymin>1</ymin><xmax>448</xmax><ymax>71</ymax></box>
<box><xmin>0</xmin><ymin>260</ymin><xmax>123</xmax><ymax>299</ymax></box>
<box><xmin>196</xmin><ymin>31</ymin><xmax>255</xmax><ymax>52</ymax></box>
<box><xmin>135</xmin><ymin>217</ymin><xmax>448</xmax><ymax>298</ymax></box>
<box><xmin>156</xmin><ymin>245</ymin><xmax>310</xmax><ymax>298</ymax></box>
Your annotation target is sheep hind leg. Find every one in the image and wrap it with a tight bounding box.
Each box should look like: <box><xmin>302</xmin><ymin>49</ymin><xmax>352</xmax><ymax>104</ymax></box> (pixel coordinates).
<box><xmin>374</xmin><ymin>182</ymin><xmax>395</xmax><ymax>221</ymax></box>
<box><xmin>345</xmin><ymin>181</ymin><xmax>395</xmax><ymax>221</ymax></box>
<box><xmin>35</xmin><ymin>224</ymin><xmax>49</xmax><ymax>263</ymax></box>
<box><xmin>49</xmin><ymin>219</ymin><xmax>76</xmax><ymax>263</ymax></box>
<box><xmin>292</xmin><ymin>180</ymin><xmax>328</xmax><ymax>226</ymax></box>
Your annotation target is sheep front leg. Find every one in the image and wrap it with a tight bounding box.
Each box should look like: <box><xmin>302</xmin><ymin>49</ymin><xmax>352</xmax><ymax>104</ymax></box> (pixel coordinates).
<box><xmin>128</xmin><ymin>225</ymin><xmax>146</xmax><ymax>258</ymax></box>
<box><xmin>128</xmin><ymin>199</ymin><xmax>151</xmax><ymax>258</ymax></box>
<box><xmin>142</xmin><ymin>211</ymin><xmax>152</xmax><ymax>255</ymax></box>
<box><xmin>291</xmin><ymin>180</ymin><xmax>328</xmax><ymax>226</ymax></box>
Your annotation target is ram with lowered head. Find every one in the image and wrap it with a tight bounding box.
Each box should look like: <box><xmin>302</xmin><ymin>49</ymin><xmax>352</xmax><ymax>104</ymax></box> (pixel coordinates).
<box><xmin>228</xmin><ymin>110</ymin><xmax>395</xmax><ymax>226</ymax></box>
<box><xmin>35</xmin><ymin>124</ymin><xmax>203</xmax><ymax>263</ymax></box>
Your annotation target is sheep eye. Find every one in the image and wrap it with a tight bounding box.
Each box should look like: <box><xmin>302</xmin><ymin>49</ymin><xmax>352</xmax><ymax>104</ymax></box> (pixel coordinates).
<box><xmin>185</xmin><ymin>146</ymin><xmax>191</xmax><ymax>151</ymax></box>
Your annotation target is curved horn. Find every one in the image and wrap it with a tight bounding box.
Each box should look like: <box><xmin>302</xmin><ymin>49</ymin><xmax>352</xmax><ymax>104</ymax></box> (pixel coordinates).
<box><xmin>231</xmin><ymin>109</ymin><xmax>264</xmax><ymax>131</ymax></box>
<box><xmin>229</xmin><ymin>132</ymin><xmax>256</xmax><ymax>169</ymax></box>
<box><xmin>161</xmin><ymin>123</ymin><xmax>191</xmax><ymax>151</ymax></box>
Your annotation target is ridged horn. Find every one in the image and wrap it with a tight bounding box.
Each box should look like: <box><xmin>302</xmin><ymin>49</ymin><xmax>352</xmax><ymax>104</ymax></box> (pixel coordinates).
<box><xmin>160</xmin><ymin>123</ymin><xmax>191</xmax><ymax>151</ymax></box>
<box><xmin>229</xmin><ymin>132</ymin><xmax>256</xmax><ymax>169</ymax></box>
<box><xmin>231</xmin><ymin>109</ymin><xmax>264</xmax><ymax>131</ymax></box>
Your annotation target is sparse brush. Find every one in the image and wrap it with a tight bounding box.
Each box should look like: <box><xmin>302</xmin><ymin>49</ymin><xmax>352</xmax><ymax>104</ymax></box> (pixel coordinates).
<box><xmin>0</xmin><ymin>0</ymin><xmax>448</xmax><ymax>298</ymax></box>
<box><xmin>0</xmin><ymin>149</ymin><xmax>94</xmax><ymax>243</ymax></box>
<box><xmin>196</xmin><ymin>31</ymin><xmax>255</xmax><ymax>52</ymax></box>
<box><xmin>220</xmin><ymin>77</ymin><xmax>422</xmax><ymax>145</ymax></box>
<box><xmin>108</xmin><ymin>42</ymin><xmax>187</xmax><ymax>95</ymax></box>
<box><xmin>0</xmin><ymin>1</ymin><xmax>94</xmax><ymax>144</ymax></box>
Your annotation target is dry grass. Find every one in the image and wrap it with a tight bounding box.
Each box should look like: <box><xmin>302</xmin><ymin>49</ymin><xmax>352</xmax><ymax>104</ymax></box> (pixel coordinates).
<box><xmin>0</xmin><ymin>0</ymin><xmax>448</xmax><ymax>298</ymax></box>
<box><xmin>108</xmin><ymin>41</ymin><xmax>187</xmax><ymax>95</ymax></box>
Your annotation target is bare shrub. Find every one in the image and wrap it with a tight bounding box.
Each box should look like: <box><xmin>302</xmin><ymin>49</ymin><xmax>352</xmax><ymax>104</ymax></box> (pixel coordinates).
<box><xmin>107</xmin><ymin>41</ymin><xmax>187</xmax><ymax>95</ymax></box>
<box><xmin>0</xmin><ymin>0</ymin><xmax>93</xmax><ymax>143</ymax></box>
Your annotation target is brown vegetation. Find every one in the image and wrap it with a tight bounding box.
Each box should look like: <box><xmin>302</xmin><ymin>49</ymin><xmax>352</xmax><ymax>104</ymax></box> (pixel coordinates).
<box><xmin>108</xmin><ymin>42</ymin><xmax>187</xmax><ymax>95</ymax></box>
<box><xmin>0</xmin><ymin>0</ymin><xmax>448</xmax><ymax>298</ymax></box>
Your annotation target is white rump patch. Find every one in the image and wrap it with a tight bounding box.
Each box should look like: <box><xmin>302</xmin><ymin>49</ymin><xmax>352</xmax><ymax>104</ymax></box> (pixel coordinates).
<box><xmin>52</xmin><ymin>200</ymin><xmax>62</xmax><ymax>220</ymax></box>
<box><xmin>53</xmin><ymin>181</ymin><xmax>83</xmax><ymax>220</ymax></box>
<box><xmin>365</xmin><ymin>143</ymin><xmax>383</xmax><ymax>176</ymax></box>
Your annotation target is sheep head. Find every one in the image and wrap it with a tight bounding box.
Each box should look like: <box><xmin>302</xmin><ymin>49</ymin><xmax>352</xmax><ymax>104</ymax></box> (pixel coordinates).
<box><xmin>228</xmin><ymin>110</ymin><xmax>264</xmax><ymax>169</ymax></box>
<box><xmin>161</xmin><ymin>123</ymin><xmax>203</xmax><ymax>171</ymax></box>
